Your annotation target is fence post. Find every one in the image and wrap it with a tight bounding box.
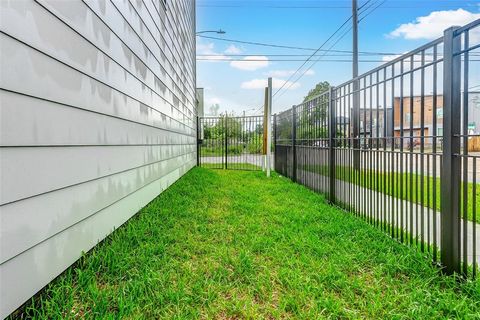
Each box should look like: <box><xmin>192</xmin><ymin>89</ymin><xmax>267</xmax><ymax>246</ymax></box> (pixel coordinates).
<box><xmin>273</xmin><ymin>114</ymin><xmax>277</xmax><ymax>172</ymax></box>
<box><xmin>224</xmin><ymin>114</ymin><xmax>228</xmax><ymax>170</ymax></box>
<box><xmin>196</xmin><ymin>116</ymin><xmax>200</xmax><ymax>166</ymax></box>
<box><xmin>353</xmin><ymin>78</ymin><xmax>360</xmax><ymax>170</ymax></box>
<box><xmin>292</xmin><ymin>105</ymin><xmax>297</xmax><ymax>182</ymax></box>
<box><xmin>329</xmin><ymin>87</ymin><xmax>336</xmax><ymax>204</ymax></box>
<box><xmin>263</xmin><ymin>87</ymin><xmax>269</xmax><ymax>171</ymax></box>
<box><xmin>441</xmin><ymin>26</ymin><xmax>461</xmax><ymax>275</ymax></box>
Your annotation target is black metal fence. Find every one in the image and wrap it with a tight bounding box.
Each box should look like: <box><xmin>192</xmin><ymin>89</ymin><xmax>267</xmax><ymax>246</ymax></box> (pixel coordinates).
<box><xmin>198</xmin><ymin>115</ymin><xmax>265</xmax><ymax>170</ymax></box>
<box><xmin>274</xmin><ymin>20</ymin><xmax>480</xmax><ymax>278</ymax></box>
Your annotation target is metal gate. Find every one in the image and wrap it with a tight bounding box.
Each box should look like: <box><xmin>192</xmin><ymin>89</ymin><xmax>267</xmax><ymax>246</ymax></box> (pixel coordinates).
<box><xmin>197</xmin><ymin>115</ymin><xmax>265</xmax><ymax>170</ymax></box>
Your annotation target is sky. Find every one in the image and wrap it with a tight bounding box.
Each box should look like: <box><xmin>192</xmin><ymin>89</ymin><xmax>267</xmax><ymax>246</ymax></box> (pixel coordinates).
<box><xmin>195</xmin><ymin>0</ymin><xmax>480</xmax><ymax>115</ymax></box>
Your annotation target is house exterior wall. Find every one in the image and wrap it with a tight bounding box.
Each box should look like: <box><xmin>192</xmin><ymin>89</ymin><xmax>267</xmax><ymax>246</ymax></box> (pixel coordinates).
<box><xmin>393</xmin><ymin>95</ymin><xmax>444</xmax><ymax>134</ymax></box>
<box><xmin>0</xmin><ymin>0</ymin><xmax>196</xmax><ymax>317</ymax></box>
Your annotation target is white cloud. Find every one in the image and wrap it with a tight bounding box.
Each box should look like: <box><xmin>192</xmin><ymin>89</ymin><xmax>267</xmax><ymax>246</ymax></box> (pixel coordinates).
<box><xmin>230</xmin><ymin>56</ymin><xmax>269</xmax><ymax>71</ymax></box>
<box><xmin>197</xmin><ymin>42</ymin><xmax>218</xmax><ymax>56</ymax></box>
<box><xmin>224</xmin><ymin>45</ymin><xmax>242</xmax><ymax>54</ymax></box>
<box><xmin>241</xmin><ymin>78</ymin><xmax>301</xmax><ymax>90</ymax></box>
<box><xmin>265</xmin><ymin>69</ymin><xmax>315</xmax><ymax>77</ymax></box>
<box><xmin>382</xmin><ymin>54</ymin><xmax>403</xmax><ymax>62</ymax></box>
<box><xmin>389</xmin><ymin>9</ymin><xmax>480</xmax><ymax>40</ymax></box>
<box><xmin>197</xmin><ymin>42</ymin><xmax>230</xmax><ymax>62</ymax></box>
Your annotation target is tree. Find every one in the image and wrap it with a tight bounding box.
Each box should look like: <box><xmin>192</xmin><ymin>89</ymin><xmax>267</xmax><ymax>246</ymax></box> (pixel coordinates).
<box><xmin>303</xmin><ymin>81</ymin><xmax>330</xmax><ymax>102</ymax></box>
<box><xmin>213</xmin><ymin>116</ymin><xmax>242</xmax><ymax>139</ymax></box>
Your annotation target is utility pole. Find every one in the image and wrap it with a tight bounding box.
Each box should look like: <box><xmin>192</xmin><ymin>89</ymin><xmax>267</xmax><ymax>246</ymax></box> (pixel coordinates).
<box><xmin>263</xmin><ymin>87</ymin><xmax>268</xmax><ymax>171</ymax></box>
<box><xmin>352</xmin><ymin>0</ymin><xmax>358</xmax><ymax>79</ymax></box>
<box><xmin>352</xmin><ymin>0</ymin><xmax>360</xmax><ymax>170</ymax></box>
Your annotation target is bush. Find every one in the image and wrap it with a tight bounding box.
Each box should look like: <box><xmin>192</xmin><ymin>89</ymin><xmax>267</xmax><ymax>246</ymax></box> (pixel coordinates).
<box><xmin>227</xmin><ymin>144</ymin><xmax>244</xmax><ymax>155</ymax></box>
<box><xmin>247</xmin><ymin>142</ymin><xmax>262</xmax><ymax>154</ymax></box>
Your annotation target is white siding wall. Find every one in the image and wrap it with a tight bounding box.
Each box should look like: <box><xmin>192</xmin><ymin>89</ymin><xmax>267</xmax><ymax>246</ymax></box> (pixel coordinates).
<box><xmin>0</xmin><ymin>0</ymin><xmax>196</xmax><ymax>317</ymax></box>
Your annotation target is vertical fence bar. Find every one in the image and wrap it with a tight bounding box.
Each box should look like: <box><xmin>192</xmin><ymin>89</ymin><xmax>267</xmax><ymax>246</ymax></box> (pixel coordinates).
<box><xmin>353</xmin><ymin>78</ymin><xmax>360</xmax><ymax>170</ymax></box>
<box><xmin>292</xmin><ymin>105</ymin><xmax>297</xmax><ymax>182</ymax></box>
<box><xmin>197</xmin><ymin>116</ymin><xmax>200</xmax><ymax>166</ymax></box>
<box><xmin>224</xmin><ymin>115</ymin><xmax>228</xmax><ymax>170</ymax></box>
<box><xmin>461</xmin><ymin>30</ymin><xmax>469</xmax><ymax>277</ymax></box>
<box><xmin>441</xmin><ymin>26</ymin><xmax>461</xmax><ymax>275</ymax></box>
<box><xmin>263</xmin><ymin>87</ymin><xmax>269</xmax><ymax>170</ymax></box>
<box><xmin>268</xmin><ymin>21</ymin><xmax>480</xmax><ymax>278</ymax></box>
<box><xmin>274</xmin><ymin>114</ymin><xmax>277</xmax><ymax>171</ymax></box>
<box><xmin>432</xmin><ymin>44</ymin><xmax>439</xmax><ymax>262</ymax></box>
<box><xmin>329</xmin><ymin>87</ymin><xmax>336</xmax><ymax>203</ymax></box>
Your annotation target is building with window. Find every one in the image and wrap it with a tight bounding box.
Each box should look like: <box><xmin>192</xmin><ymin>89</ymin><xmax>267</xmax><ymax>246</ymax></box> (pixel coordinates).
<box><xmin>393</xmin><ymin>95</ymin><xmax>444</xmax><ymax>147</ymax></box>
<box><xmin>393</xmin><ymin>93</ymin><xmax>480</xmax><ymax>148</ymax></box>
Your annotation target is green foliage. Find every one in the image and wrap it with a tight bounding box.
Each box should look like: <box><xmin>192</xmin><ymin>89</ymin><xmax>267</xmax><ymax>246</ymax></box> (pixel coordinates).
<box><xmin>297</xmin><ymin>103</ymin><xmax>329</xmax><ymax>140</ymax></box>
<box><xmin>201</xmin><ymin>117</ymin><xmax>264</xmax><ymax>154</ymax></box>
<box><xmin>15</xmin><ymin>168</ymin><xmax>480</xmax><ymax>319</ymax></box>
<box><xmin>247</xmin><ymin>140</ymin><xmax>262</xmax><ymax>154</ymax></box>
<box><xmin>275</xmin><ymin>81</ymin><xmax>332</xmax><ymax>143</ymax></box>
<box><xmin>227</xmin><ymin>144</ymin><xmax>244</xmax><ymax>155</ymax></box>
<box><xmin>276</xmin><ymin>115</ymin><xmax>292</xmax><ymax>141</ymax></box>
<box><xmin>303</xmin><ymin>81</ymin><xmax>330</xmax><ymax>102</ymax></box>
<box><xmin>202</xmin><ymin>116</ymin><xmax>243</xmax><ymax>140</ymax></box>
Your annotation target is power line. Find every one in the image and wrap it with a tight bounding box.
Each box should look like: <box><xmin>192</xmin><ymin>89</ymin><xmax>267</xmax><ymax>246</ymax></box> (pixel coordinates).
<box><xmin>197</xmin><ymin>0</ymin><xmax>476</xmax><ymax>9</ymax></box>
<box><xmin>359</xmin><ymin>0</ymin><xmax>387</xmax><ymax>22</ymax></box>
<box><xmin>251</xmin><ymin>1</ymin><xmax>373</xmax><ymax>115</ymax></box>
<box><xmin>271</xmin><ymin>0</ymin><xmax>367</xmax><ymax>99</ymax></box>
<box><xmin>196</xmin><ymin>34</ymin><xmax>400</xmax><ymax>55</ymax></box>
<box><xmin>198</xmin><ymin>5</ymin><xmax>472</xmax><ymax>8</ymax></box>
<box><xmin>197</xmin><ymin>53</ymin><xmax>480</xmax><ymax>58</ymax></box>
<box><xmin>197</xmin><ymin>52</ymin><xmax>480</xmax><ymax>62</ymax></box>
<box><xmin>197</xmin><ymin>52</ymin><xmax>400</xmax><ymax>57</ymax></box>
<box><xmin>252</xmin><ymin>0</ymin><xmax>376</xmax><ymax>114</ymax></box>
<box><xmin>199</xmin><ymin>53</ymin><xmax>381</xmax><ymax>57</ymax></box>
<box><xmin>274</xmin><ymin>23</ymin><xmax>355</xmax><ymax>100</ymax></box>
<box><xmin>273</xmin><ymin>0</ymin><xmax>381</xmax><ymax>100</ymax></box>
<box><xmin>198</xmin><ymin>58</ymin><xmax>469</xmax><ymax>62</ymax></box>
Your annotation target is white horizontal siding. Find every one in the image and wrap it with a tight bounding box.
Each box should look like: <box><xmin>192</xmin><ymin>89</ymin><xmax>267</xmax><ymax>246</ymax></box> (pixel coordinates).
<box><xmin>0</xmin><ymin>0</ymin><xmax>196</xmax><ymax>317</ymax></box>
<box><xmin>0</xmin><ymin>33</ymin><xmax>195</xmax><ymax>131</ymax></box>
<box><xmin>0</xmin><ymin>159</ymin><xmax>195</xmax><ymax>320</ymax></box>
<box><xmin>0</xmin><ymin>91</ymin><xmax>195</xmax><ymax>146</ymax></box>
<box><xmin>1</xmin><ymin>144</ymin><xmax>195</xmax><ymax>204</ymax></box>
<box><xmin>1</xmin><ymin>152</ymin><xmax>195</xmax><ymax>264</ymax></box>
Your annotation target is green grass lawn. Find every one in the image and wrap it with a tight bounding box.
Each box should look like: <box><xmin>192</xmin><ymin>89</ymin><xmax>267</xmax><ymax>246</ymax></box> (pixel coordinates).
<box><xmin>15</xmin><ymin>168</ymin><xmax>479</xmax><ymax>319</ymax></box>
<box><xmin>200</xmin><ymin>162</ymin><xmax>261</xmax><ymax>170</ymax></box>
<box><xmin>303</xmin><ymin>164</ymin><xmax>480</xmax><ymax>223</ymax></box>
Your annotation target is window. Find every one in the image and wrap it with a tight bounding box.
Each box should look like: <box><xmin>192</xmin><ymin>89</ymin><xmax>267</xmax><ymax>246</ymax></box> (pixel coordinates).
<box><xmin>436</xmin><ymin>107</ymin><xmax>443</xmax><ymax>118</ymax></box>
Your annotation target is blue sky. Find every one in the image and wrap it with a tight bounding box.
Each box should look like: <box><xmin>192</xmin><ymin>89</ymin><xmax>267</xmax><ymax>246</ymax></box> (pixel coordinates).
<box><xmin>196</xmin><ymin>0</ymin><xmax>480</xmax><ymax>115</ymax></box>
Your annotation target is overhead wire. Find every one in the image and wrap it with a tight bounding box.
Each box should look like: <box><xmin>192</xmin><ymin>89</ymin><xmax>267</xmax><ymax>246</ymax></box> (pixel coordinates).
<box><xmin>196</xmin><ymin>34</ymin><xmax>400</xmax><ymax>55</ymax></box>
<box><xmin>272</xmin><ymin>0</ymin><xmax>384</xmax><ymax>101</ymax></box>
<box><xmin>197</xmin><ymin>0</ymin><xmax>473</xmax><ymax>9</ymax></box>
<box><xmin>251</xmin><ymin>0</ymin><xmax>379</xmax><ymax>115</ymax></box>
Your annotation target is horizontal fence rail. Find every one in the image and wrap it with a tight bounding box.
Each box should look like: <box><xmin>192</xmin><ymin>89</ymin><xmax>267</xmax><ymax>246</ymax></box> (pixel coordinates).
<box><xmin>274</xmin><ymin>19</ymin><xmax>480</xmax><ymax>278</ymax></box>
